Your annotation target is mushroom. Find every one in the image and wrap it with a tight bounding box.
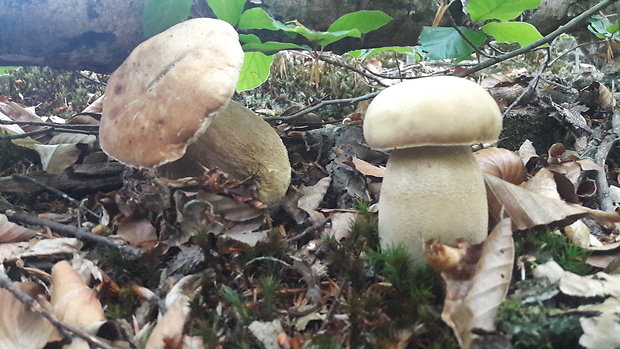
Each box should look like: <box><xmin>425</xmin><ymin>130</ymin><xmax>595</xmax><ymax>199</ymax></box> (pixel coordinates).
<box><xmin>99</xmin><ymin>18</ymin><xmax>291</xmax><ymax>207</ymax></box>
<box><xmin>362</xmin><ymin>76</ymin><xmax>502</xmax><ymax>264</ymax></box>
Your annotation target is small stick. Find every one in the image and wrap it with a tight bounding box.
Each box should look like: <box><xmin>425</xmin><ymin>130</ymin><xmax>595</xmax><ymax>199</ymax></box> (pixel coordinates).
<box><xmin>5</xmin><ymin>212</ymin><xmax>143</xmax><ymax>259</ymax></box>
<box><xmin>0</xmin><ymin>270</ymin><xmax>122</xmax><ymax>349</ymax></box>
<box><xmin>286</xmin><ymin>218</ymin><xmax>330</xmax><ymax>243</ymax></box>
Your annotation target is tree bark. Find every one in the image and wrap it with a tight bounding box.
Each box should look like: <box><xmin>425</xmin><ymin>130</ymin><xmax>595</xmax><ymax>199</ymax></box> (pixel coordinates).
<box><xmin>0</xmin><ymin>0</ymin><xmax>614</xmax><ymax>73</ymax></box>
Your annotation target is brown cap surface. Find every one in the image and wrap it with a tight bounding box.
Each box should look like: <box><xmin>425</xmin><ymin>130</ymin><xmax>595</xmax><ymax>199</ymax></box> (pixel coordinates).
<box><xmin>363</xmin><ymin>76</ymin><xmax>502</xmax><ymax>150</ymax></box>
<box><xmin>100</xmin><ymin>18</ymin><xmax>244</xmax><ymax>168</ymax></box>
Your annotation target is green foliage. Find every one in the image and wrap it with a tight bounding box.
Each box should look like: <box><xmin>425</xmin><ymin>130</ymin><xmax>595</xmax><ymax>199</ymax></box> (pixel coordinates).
<box><xmin>588</xmin><ymin>15</ymin><xmax>620</xmax><ymax>39</ymax></box>
<box><xmin>419</xmin><ymin>27</ymin><xmax>487</xmax><ymax>60</ymax></box>
<box><xmin>141</xmin><ymin>0</ymin><xmax>392</xmax><ymax>91</ymax></box>
<box><xmin>142</xmin><ymin>0</ymin><xmax>192</xmax><ymax>38</ymax></box>
<box><xmin>419</xmin><ymin>0</ymin><xmax>544</xmax><ymax>60</ymax></box>
<box><xmin>482</xmin><ymin>21</ymin><xmax>543</xmax><ymax>47</ymax></box>
<box><xmin>206</xmin><ymin>0</ymin><xmax>245</xmax><ymax>26</ymax></box>
<box><xmin>468</xmin><ymin>0</ymin><xmax>541</xmax><ymax>22</ymax></box>
<box><xmin>348</xmin><ymin>46</ymin><xmax>415</xmax><ymax>60</ymax></box>
<box><xmin>0</xmin><ymin>66</ymin><xmax>20</xmax><ymax>75</ymax></box>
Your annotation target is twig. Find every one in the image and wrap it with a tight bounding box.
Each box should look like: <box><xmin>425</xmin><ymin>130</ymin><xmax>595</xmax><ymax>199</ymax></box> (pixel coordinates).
<box><xmin>317</xmin><ymin>54</ymin><xmax>390</xmax><ymax>87</ymax></box>
<box><xmin>0</xmin><ymin>119</ymin><xmax>99</xmax><ymax>130</ymax></box>
<box><xmin>0</xmin><ymin>270</ymin><xmax>121</xmax><ymax>349</ymax></box>
<box><xmin>455</xmin><ymin>0</ymin><xmax>618</xmax><ymax>78</ymax></box>
<box><xmin>4</xmin><ymin>212</ymin><xmax>143</xmax><ymax>259</ymax></box>
<box><xmin>265</xmin><ymin>93</ymin><xmax>380</xmax><ymax>122</ymax></box>
<box><xmin>11</xmin><ymin>174</ymin><xmax>100</xmax><ymax>218</ymax></box>
<box><xmin>502</xmin><ymin>48</ymin><xmax>550</xmax><ymax>116</ymax></box>
<box><xmin>286</xmin><ymin>218</ymin><xmax>330</xmax><ymax>243</ymax></box>
<box><xmin>595</xmin><ymin>134</ymin><xmax>617</xmax><ymax>212</ymax></box>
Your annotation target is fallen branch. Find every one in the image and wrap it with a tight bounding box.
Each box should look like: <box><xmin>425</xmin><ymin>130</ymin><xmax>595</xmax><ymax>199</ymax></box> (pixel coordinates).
<box><xmin>4</xmin><ymin>211</ymin><xmax>143</xmax><ymax>259</ymax></box>
<box><xmin>0</xmin><ymin>270</ymin><xmax>121</xmax><ymax>349</ymax></box>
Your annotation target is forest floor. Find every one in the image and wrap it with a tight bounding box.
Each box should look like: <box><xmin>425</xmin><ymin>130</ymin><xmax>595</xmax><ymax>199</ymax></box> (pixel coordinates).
<box><xmin>2</xmin><ymin>44</ymin><xmax>620</xmax><ymax>349</ymax></box>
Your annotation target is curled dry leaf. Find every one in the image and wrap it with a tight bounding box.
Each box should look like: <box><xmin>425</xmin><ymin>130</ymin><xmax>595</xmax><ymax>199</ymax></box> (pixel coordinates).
<box><xmin>597</xmin><ymin>82</ymin><xmax>616</xmax><ymax>111</ymax></box>
<box><xmin>51</xmin><ymin>260</ymin><xmax>106</xmax><ymax>328</ymax></box>
<box><xmin>297</xmin><ymin>177</ymin><xmax>332</xmax><ymax>223</ymax></box>
<box><xmin>474</xmin><ymin>147</ymin><xmax>527</xmax><ymax>185</ymax></box>
<box><xmin>0</xmin><ymin>282</ymin><xmax>56</xmax><ymax>349</ymax></box>
<box><xmin>428</xmin><ymin>218</ymin><xmax>514</xmax><ymax>349</ymax></box>
<box><xmin>0</xmin><ymin>213</ymin><xmax>38</xmax><ymax>243</ymax></box>
<box><xmin>116</xmin><ymin>216</ymin><xmax>158</xmax><ymax>251</ymax></box>
<box><xmin>145</xmin><ymin>295</ymin><xmax>190</xmax><ymax>349</ymax></box>
<box><xmin>486</xmin><ymin>173</ymin><xmax>620</xmax><ymax>232</ymax></box>
<box><xmin>518</xmin><ymin>139</ymin><xmax>538</xmax><ymax>166</ymax></box>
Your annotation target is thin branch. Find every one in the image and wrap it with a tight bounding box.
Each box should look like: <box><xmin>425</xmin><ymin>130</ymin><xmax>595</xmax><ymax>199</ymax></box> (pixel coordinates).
<box><xmin>455</xmin><ymin>0</ymin><xmax>618</xmax><ymax>78</ymax></box>
<box><xmin>0</xmin><ymin>271</ymin><xmax>121</xmax><ymax>349</ymax></box>
<box><xmin>11</xmin><ymin>174</ymin><xmax>100</xmax><ymax>218</ymax></box>
<box><xmin>0</xmin><ymin>119</ymin><xmax>99</xmax><ymax>130</ymax></box>
<box><xmin>4</xmin><ymin>212</ymin><xmax>143</xmax><ymax>259</ymax></box>
<box><xmin>317</xmin><ymin>54</ymin><xmax>390</xmax><ymax>87</ymax></box>
<box><xmin>286</xmin><ymin>218</ymin><xmax>330</xmax><ymax>243</ymax></box>
<box><xmin>264</xmin><ymin>92</ymin><xmax>381</xmax><ymax>122</ymax></box>
<box><xmin>502</xmin><ymin>47</ymin><xmax>550</xmax><ymax>116</ymax></box>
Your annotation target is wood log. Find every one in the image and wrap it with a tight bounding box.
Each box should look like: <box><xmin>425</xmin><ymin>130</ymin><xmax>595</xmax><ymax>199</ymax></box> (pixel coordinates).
<box><xmin>0</xmin><ymin>0</ymin><xmax>613</xmax><ymax>73</ymax></box>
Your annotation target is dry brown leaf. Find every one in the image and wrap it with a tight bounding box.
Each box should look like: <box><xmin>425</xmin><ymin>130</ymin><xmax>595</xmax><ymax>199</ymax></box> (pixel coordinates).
<box><xmin>474</xmin><ymin>147</ymin><xmax>527</xmax><ymax>185</ymax></box>
<box><xmin>116</xmin><ymin>216</ymin><xmax>158</xmax><ymax>251</ymax></box>
<box><xmin>432</xmin><ymin>219</ymin><xmax>514</xmax><ymax>349</ymax></box>
<box><xmin>145</xmin><ymin>295</ymin><xmax>190</xmax><ymax>349</ymax></box>
<box><xmin>485</xmin><ymin>173</ymin><xmax>589</xmax><ymax>231</ymax></box>
<box><xmin>324</xmin><ymin>212</ymin><xmax>357</xmax><ymax>241</ymax></box>
<box><xmin>298</xmin><ymin>177</ymin><xmax>331</xmax><ymax>223</ymax></box>
<box><xmin>0</xmin><ymin>282</ymin><xmax>56</xmax><ymax>349</ymax></box>
<box><xmin>51</xmin><ymin>260</ymin><xmax>106</xmax><ymax>328</ymax></box>
<box><xmin>347</xmin><ymin>157</ymin><xmax>385</xmax><ymax>178</ymax></box>
<box><xmin>517</xmin><ymin>139</ymin><xmax>538</xmax><ymax>165</ymax></box>
<box><xmin>0</xmin><ymin>213</ymin><xmax>38</xmax><ymax>243</ymax></box>
<box><xmin>520</xmin><ymin>168</ymin><xmax>561</xmax><ymax>200</ymax></box>
<box><xmin>0</xmin><ymin>100</ymin><xmax>52</xmax><ymax>144</ymax></box>
<box><xmin>34</xmin><ymin>144</ymin><xmax>82</xmax><ymax>174</ymax></box>
<box><xmin>597</xmin><ymin>82</ymin><xmax>616</xmax><ymax>111</ymax></box>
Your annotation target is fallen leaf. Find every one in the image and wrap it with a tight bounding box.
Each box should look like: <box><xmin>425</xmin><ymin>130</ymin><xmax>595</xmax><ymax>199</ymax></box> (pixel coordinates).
<box><xmin>474</xmin><ymin>147</ymin><xmax>527</xmax><ymax>185</ymax></box>
<box><xmin>0</xmin><ymin>213</ymin><xmax>39</xmax><ymax>243</ymax></box>
<box><xmin>0</xmin><ymin>282</ymin><xmax>56</xmax><ymax>349</ymax></box>
<box><xmin>51</xmin><ymin>260</ymin><xmax>106</xmax><ymax>328</ymax></box>
<box><xmin>347</xmin><ymin>157</ymin><xmax>385</xmax><ymax>178</ymax></box>
<box><xmin>428</xmin><ymin>219</ymin><xmax>514</xmax><ymax>349</ymax></box>
<box><xmin>145</xmin><ymin>295</ymin><xmax>190</xmax><ymax>349</ymax></box>
<box><xmin>298</xmin><ymin>177</ymin><xmax>331</xmax><ymax>223</ymax></box>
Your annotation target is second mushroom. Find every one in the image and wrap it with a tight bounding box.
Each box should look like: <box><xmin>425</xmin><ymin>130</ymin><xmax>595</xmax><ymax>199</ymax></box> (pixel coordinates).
<box><xmin>362</xmin><ymin>76</ymin><xmax>502</xmax><ymax>264</ymax></box>
<box><xmin>99</xmin><ymin>18</ymin><xmax>291</xmax><ymax>207</ymax></box>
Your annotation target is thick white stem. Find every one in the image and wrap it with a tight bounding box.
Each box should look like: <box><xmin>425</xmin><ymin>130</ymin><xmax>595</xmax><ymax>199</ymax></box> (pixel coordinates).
<box><xmin>378</xmin><ymin>145</ymin><xmax>488</xmax><ymax>264</ymax></box>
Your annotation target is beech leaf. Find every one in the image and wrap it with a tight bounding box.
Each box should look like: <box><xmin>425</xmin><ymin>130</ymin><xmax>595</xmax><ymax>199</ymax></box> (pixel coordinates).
<box><xmin>0</xmin><ymin>214</ymin><xmax>38</xmax><ymax>243</ymax></box>
<box><xmin>428</xmin><ymin>218</ymin><xmax>514</xmax><ymax>349</ymax></box>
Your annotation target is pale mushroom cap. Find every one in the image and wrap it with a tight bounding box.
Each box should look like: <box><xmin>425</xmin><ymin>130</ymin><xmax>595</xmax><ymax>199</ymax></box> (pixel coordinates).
<box><xmin>100</xmin><ymin>18</ymin><xmax>244</xmax><ymax>168</ymax></box>
<box><xmin>363</xmin><ymin>76</ymin><xmax>502</xmax><ymax>150</ymax></box>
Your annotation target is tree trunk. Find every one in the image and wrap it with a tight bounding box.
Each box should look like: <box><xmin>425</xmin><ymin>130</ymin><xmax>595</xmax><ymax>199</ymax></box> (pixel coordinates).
<box><xmin>0</xmin><ymin>0</ymin><xmax>613</xmax><ymax>73</ymax></box>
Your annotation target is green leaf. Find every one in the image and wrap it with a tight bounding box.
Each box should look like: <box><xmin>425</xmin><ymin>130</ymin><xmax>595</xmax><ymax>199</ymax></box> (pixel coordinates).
<box><xmin>468</xmin><ymin>0</ymin><xmax>540</xmax><ymax>22</ymax></box>
<box><xmin>142</xmin><ymin>0</ymin><xmax>192</xmax><ymax>38</ymax></box>
<box><xmin>237</xmin><ymin>52</ymin><xmax>274</xmax><ymax>92</ymax></box>
<box><xmin>482</xmin><ymin>21</ymin><xmax>544</xmax><ymax>47</ymax></box>
<box><xmin>238</xmin><ymin>34</ymin><xmax>262</xmax><ymax>44</ymax></box>
<box><xmin>0</xmin><ymin>66</ymin><xmax>20</xmax><ymax>75</ymax></box>
<box><xmin>290</xmin><ymin>26</ymin><xmax>360</xmax><ymax>47</ymax></box>
<box><xmin>328</xmin><ymin>10</ymin><xmax>392</xmax><ymax>34</ymax></box>
<box><xmin>206</xmin><ymin>0</ymin><xmax>246</xmax><ymax>26</ymax></box>
<box><xmin>418</xmin><ymin>26</ymin><xmax>487</xmax><ymax>60</ymax></box>
<box><xmin>348</xmin><ymin>46</ymin><xmax>413</xmax><ymax>60</ymax></box>
<box><xmin>243</xmin><ymin>42</ymin><xmax>311</xmax><ymax>55</ymax></box>
<box><xmin>238</xmin><ymin>7</ymin><xmax>293</xmax><ymax>31</ymax></box>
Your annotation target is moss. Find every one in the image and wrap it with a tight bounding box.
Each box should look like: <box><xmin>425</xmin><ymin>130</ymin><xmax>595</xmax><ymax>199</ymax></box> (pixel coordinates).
<box><xmin>496</xmin><ymin>300</ymin><xmax>583</xmax><ymax>348</ymax></box>
<box><xmin>516</xmin><ymin>229</ymin><xmax>593</xmax><ymax>275</ymax></box>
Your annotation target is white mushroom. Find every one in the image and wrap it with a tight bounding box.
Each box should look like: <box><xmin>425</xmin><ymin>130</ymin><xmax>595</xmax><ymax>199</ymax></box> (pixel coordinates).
<box><xmin>363</xmin><ymin>76</ymin><xmax>502</xmax><ymax>264</ymax></box>
<box><xmin>99</xmin><ymin>18</ymin><xmax>291</xmax><ymax>207</ymax></box>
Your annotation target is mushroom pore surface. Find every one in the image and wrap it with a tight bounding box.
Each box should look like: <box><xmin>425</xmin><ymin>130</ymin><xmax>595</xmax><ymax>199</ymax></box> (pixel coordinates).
<box><xmin>362</xmin><ymin>76</ymin><xmax>502</xmax><ymax>264</ymax></box>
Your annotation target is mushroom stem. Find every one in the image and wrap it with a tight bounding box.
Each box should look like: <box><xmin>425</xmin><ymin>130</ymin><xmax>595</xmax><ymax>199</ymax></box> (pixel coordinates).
<box><xmin>379</xmin><ymin>145</ymin><xmax>488</xmax><ymax>263</ymax></box>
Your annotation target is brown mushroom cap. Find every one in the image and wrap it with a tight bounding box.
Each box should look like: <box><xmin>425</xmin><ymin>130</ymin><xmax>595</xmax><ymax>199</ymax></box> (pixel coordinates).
<box><xmin>363</xmin><ymin>76</ymin><xmax>502</xmax><ymax>150</ymax></box>
<box><xmin>99</xmin><ymin>18</ymin><xmax>244</xmax><ymax>168</ymax></box>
